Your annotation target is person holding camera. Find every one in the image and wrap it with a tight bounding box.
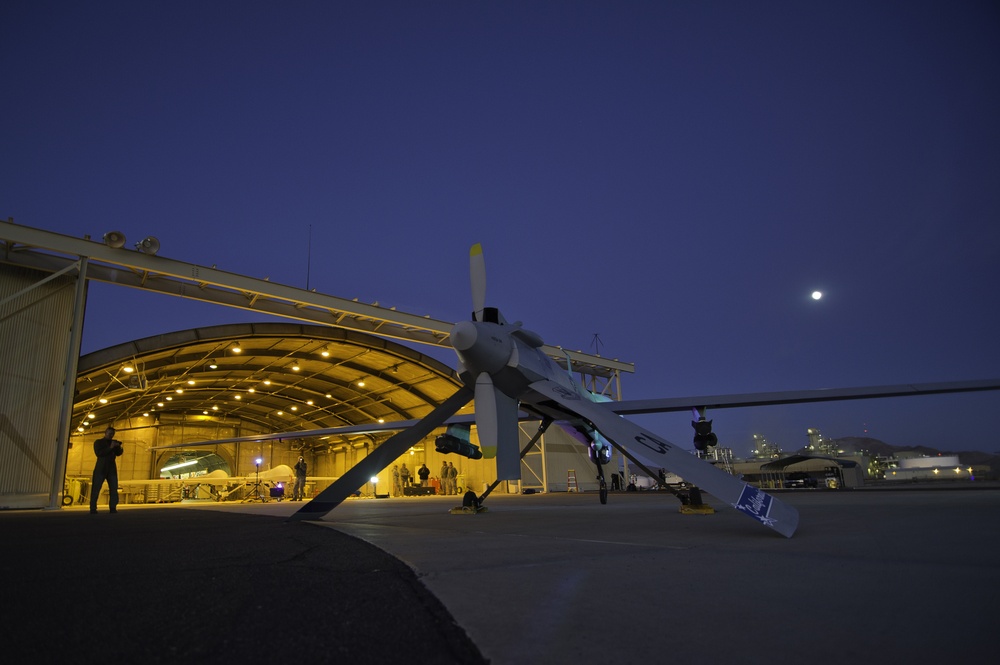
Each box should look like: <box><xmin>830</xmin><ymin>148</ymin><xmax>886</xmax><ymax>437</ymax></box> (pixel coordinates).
<box><xmin>292</xmin><ymin>456</ymin><xmax>307</xmax><ymax>501</ymax></box>
<box><xmin>90</xmin><ymin>426</ymin><xmax>124</xmax><ymax>514</ymax></box>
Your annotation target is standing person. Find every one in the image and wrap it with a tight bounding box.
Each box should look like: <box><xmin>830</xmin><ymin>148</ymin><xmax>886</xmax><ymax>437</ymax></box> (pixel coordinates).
<box><xmin>292</xmin><ymin>456</ymin><xmax>307</xmax><ymax>501</ymax></box>
<box><xmin>400</xmin><ymin>463</ymin><xmax>411</xmax><ymax>489</ymax></box>
<box><xmin>392</xmin><ymin>464</ymin><xmax>402</xmax><ymax>497</ymax></box>
<box><xmin>440</xmin><ymin>460</ymin><xmax>449</xmax><ymax>492</ymax></box>
<box><xmin>417</xmin><ymin>463</ymin><xmax>430</xmax><ymax>487</ymax></box>
<box><xmin>90</xmin><ymin>426</ymin><xmax>123</xmax><ymax>514</ymax></box>
<box><xmin>447</xmin><ymin>462</ymin><xmax>457</xmax><ymax>495</ymax></box>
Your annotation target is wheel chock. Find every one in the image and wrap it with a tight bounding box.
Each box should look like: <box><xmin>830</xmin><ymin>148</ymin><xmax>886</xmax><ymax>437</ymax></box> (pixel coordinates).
<box><xmin>449</xmin><ymin>506</ymin><xmax>488</xmax><ymax>514</ymax></box>
<box><xmin>679</xmin><ymin>504</ymin><xmax>715</xmax><ymax>515</ymax></box>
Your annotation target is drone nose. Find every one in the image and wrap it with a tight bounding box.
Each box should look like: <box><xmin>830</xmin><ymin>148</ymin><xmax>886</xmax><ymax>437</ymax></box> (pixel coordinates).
<box><xmin>450</xmin><ymin>320</ymin><xmax>478</xmax><ymax>352</ymax></box>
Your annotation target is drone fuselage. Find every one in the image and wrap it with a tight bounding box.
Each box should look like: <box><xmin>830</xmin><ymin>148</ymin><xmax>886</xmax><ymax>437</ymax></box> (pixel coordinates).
<box><xmin>451</xmin><ymin>319</ymin><xmax>578</xmax><ymax>408</ymax></box>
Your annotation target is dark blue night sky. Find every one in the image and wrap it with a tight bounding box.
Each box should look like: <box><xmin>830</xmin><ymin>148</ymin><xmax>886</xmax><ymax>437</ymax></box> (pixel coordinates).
<box><xmin>3</xmin><ymin>1</ymin><xmax>999</xmax><ymax>454</ymax></box>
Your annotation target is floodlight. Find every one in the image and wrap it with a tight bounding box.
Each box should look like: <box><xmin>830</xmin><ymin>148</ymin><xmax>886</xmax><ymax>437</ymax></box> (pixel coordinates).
<box><xmin>103</xmin><ymin>231</ymin><xmax>126</xmax><ymax>248</ymax></box>
<box><xmin>135</xmin><ymin>236</ymin><xmax>160</xmax><ymax>255</ymax></box>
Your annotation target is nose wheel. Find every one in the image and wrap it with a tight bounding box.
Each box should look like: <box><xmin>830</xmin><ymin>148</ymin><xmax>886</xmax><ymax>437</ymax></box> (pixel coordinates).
<box><xmin>596</xmin><ymin>459</ymin><xmax>608</xmax><ymax>504</ymax></box>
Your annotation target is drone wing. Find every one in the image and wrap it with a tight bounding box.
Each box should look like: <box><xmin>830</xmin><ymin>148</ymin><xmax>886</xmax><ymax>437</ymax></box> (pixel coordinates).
<box><xmin>528</xmin><ymin>379</ymin><xmax>799</xmax><ymax>538</ymax></box>
<box><xmin>607</xmin><ymin>379</ymin><xmax>1000</xmax><ymax>414</ymax></box>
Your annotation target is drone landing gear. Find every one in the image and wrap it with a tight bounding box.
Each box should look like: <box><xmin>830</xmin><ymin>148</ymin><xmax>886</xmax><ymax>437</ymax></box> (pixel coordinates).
<box><xmin>447</xmin><ymin>418</ymin><xmax>554</xmax><ymax>516</ymax></box>
<box><xmin>449</xmin><ymin>485</ymin><xmax>489</xmax><ymax>514</ymax></box>
<box><xmin>596</xmin><ymin>458</ymin><xmax>608</xmax><ymax>505</ymax></box>
<box><xmin>676</xmin><ymin>485</ymin><xmax>715</xmax><ymax>515</ymax></box>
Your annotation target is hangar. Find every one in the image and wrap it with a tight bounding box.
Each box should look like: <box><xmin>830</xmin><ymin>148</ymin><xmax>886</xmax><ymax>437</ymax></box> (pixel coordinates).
<box><xmin>62</xmin><ymin>322</ymin><xmax>472</xmax><ymax>505</ymax></box>
<box><xmin>1</xmin><ymin>219</ymin><xmax>631</xmax><ymax>509</ymax></box>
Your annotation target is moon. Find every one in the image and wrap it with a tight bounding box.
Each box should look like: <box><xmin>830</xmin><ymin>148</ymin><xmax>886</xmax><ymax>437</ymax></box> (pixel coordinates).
<box><xmin>811</xmin><ymin>291</ymin><xmax>823</xmax><ymax>300</ymax></box>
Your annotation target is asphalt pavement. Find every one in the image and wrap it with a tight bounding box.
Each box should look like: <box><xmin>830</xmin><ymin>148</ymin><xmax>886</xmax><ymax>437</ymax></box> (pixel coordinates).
<box><xmin>0</xmin><ymin>503</ymin><xmax>485</xmax><ymax>663</ymax></box>
<box><xmin>3</xmin><ymin>486</ymin><xmax>998</xmax><ymax>664</ymax></box>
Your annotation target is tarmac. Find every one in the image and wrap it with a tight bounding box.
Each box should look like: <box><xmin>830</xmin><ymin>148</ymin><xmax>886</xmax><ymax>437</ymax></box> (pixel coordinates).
<box><xmin>3</xmin><ymin>486</ymin><xmax>998</xmax><ymax>664</ymax></box>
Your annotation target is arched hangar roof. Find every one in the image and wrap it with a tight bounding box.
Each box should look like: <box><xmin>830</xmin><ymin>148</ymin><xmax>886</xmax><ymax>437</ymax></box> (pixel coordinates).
<box><xmin>760</xmin><ymin>455</ymin><xmax>860</xmax><ymax>470</ymax></box>
<box><xmin>74</xmin><ymin>322</ymin><xmax>463</xmax><ymax>443</ymax></box>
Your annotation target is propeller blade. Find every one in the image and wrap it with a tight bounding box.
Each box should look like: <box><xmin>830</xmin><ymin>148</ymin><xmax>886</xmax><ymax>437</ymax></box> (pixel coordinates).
<box><xmin>475</xmin><ymin>372</ymin><xmax>521</xmax><ymax>480</ymax></box>
<box><xmin>475</xmin><ymin>373</ymin><xmax>498</xmax><ymax>459</ymax></box>
<box><xmin>290</xmin><ymin>386</ymin><xmax>474</xmax><ymax>521</ymax></box>
<box><xmin>470</xmin><ymin>242</ymin><xmax>486</xmax><ymax>321</ymax></box>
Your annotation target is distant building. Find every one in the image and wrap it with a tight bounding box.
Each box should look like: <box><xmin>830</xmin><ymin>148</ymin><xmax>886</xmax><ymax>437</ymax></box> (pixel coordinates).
<box><xmin>883</xmin><ymin>455</ymin><xmax>973</xmax><ymax>482</ymax></box>
<box><xmin>751</xmin><ymin>434</ymin><xmax>781</xmax><ymax>459</ymax></box>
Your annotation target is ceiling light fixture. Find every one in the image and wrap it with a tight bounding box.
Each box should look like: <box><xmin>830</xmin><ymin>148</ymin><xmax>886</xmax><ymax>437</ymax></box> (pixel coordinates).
<box><xmin>161</xmin><ymin>459</ymin><xmax>198</xmax><ymax>473</ymax></box>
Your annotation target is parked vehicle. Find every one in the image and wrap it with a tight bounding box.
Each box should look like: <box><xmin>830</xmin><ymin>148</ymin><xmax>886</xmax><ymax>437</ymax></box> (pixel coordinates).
<box><xmin>783</xmin><ymin>472</ymin><xmax>818</xmax><ymax>488</ymax></box>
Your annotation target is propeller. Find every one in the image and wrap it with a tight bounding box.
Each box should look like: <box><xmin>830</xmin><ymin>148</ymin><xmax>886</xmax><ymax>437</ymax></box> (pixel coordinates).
<box><xmin>294</xmin><ymin>242</ymin><xmax>530</xmax><ymax>521</ymax></box>
<box><xmin>459</xmin><ymin>244</ymin><xmax>523</xmax><ymax>480</ymax></box>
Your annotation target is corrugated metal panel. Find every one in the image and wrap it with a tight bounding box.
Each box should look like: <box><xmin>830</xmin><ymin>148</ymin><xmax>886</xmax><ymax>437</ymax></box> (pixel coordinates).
<box><xmin>0</xmin><ymin>264</ymin><xmax>79</xmax><ymax>508</ymax></box>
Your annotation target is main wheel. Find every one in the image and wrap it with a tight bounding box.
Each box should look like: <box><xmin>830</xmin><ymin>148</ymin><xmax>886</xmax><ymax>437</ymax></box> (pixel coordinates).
<box><xmin>599</xmin><ymin>479</ymin><xmax>608</xmax><ymax>504</ymax></box>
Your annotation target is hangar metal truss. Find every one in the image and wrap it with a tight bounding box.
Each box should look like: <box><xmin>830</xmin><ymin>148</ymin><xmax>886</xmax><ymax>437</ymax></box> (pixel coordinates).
<box><xmin>1</xmin><ymin>219</ymin><xmax>634</xmax><ymax>460</ymax></box>
<box><xmin>0</xmin><ymin>219</ymin><xmax>633</xmax><ymax>377</ymax></box>
<box><xmin>75</xmin><ymin>322</ymin><xmax>467</xmax><ymax>451</ymax></box>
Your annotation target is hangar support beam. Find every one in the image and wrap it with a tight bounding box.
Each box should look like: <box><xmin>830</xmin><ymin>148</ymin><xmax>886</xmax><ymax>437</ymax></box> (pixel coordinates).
<box><xmin>1</xmin><ymin>219</ymin><xmax>633</xmax><ymax>378</ymax></box>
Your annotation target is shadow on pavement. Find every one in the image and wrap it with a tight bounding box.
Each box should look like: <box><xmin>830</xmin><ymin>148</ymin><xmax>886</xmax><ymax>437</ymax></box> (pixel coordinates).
<box><xmin>0</xmin><ymin>507</ymin><xmax>486</xmax><ymax>664</ymax></box>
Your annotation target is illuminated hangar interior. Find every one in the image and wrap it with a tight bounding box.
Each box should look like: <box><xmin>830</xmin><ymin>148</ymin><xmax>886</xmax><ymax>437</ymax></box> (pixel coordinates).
<box><xmin>64</xmin><ymin>322</ymin><xmax>475</xmax><ymax>490</ymax></box>
<box><xmin>72</xmin><ymin>322</ymin><xmax>464</xmax><ymax>444</ymax></box>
